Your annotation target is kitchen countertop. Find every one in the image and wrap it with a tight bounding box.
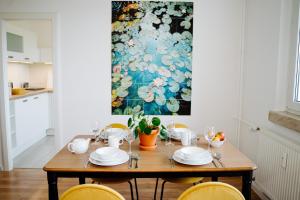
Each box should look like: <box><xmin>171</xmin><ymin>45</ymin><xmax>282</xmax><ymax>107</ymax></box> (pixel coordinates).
<box><xmin>10</xmin><ymin>88</ymin><xmax>53</xmax><ymax>100</ymax></box>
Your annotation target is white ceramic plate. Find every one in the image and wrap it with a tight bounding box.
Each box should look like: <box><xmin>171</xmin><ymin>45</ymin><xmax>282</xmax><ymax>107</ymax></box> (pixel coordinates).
<box><xmin>173</xmin><ymin>149</ymin><xmax>212</xmax><ymax>165</ymax></box>
<box><xmin>175</xmin><ymin>147</ymin><xmax>207</xmax><ymax>161</ymax></box>
<box><xmin>99</xmin><ymin>128</ymin><xmax>128</xmax><ymax>140</ymax></box>
<box><xmin>90</xmin><ymin>147</ymin><xmax>121</xmax><ymax>162</ymax></box>
<box><xmin>89</xmin><ymin>149</ymin><xmax>129</xmax><ymax>166</ymax></box>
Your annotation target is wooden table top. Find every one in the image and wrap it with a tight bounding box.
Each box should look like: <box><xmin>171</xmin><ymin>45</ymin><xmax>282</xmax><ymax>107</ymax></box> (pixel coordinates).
<box><xmin>43</xmin><ymin>135</ymin><xmax>256</xmax><ymax>173</ymax></box>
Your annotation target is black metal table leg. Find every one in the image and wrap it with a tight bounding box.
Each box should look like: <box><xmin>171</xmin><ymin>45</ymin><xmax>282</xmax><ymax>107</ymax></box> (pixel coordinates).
<box><xmin>47</xmin><ymin>172</ymin><xmax>58</xmax><ymax>200</ymax></box>
<box><xmin>242</xmin><ymin>171</ymin><xmax>253</xmax><ymax>200</ymax></box>
<box><xmin>79</xmin><ymin>176</ymin><xmax>85</xmax><ymax>184</ymax></box>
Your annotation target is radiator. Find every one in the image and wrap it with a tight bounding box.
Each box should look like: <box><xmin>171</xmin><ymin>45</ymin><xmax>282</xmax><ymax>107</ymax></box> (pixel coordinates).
<box><xmin>254</xmin><ymin>129</ymin><xmax>300</xmax><ymax>200</ymax></box>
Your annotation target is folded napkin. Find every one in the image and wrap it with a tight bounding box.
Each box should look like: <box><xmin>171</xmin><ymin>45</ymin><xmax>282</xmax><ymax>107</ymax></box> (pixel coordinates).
<box><xmin>93</xmin><ymin>147</ymin><xmax>121</xmax><ymax>161</ymax></box>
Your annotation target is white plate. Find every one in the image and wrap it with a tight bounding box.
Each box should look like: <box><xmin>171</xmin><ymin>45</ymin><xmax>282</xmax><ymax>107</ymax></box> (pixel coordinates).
<box><xmin>99</xmin><ymin>128</ymin><xmax>128</xmax><ymax>140</ymax></box>
<box><xmin>89</xmin><ymin>150</ymin><xmax>129</xmax><ymax>166</ymax></box>
<box><xmin>173</xmin><ymin>150</ymin><xmax>212</xmax><ymax>165</ymax></box>
<box><xmin>175</xmin><ymin>147</ymin><xmax>207</xmax><ymax>161</ymax></box>
<box><xmin>91</xmin><ymin>147</ymin><xmax>121</xmax><ymax>162</ymax></box>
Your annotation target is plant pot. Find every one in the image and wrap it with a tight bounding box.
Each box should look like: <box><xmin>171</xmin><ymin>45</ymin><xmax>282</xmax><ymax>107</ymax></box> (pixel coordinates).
<box><xmin>139</xmin><ymin>129</ymin><xmax>159</xmax><ymax>151</ymax></box>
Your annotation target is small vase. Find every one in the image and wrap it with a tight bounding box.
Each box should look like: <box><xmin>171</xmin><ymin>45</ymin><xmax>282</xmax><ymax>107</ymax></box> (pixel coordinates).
<box><xmin>139</xmin><ymin>129</ymin><xmax>159</xmax><ymax>151</ymax></box>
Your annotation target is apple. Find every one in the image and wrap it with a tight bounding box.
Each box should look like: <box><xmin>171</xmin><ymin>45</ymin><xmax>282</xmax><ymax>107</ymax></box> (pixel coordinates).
<box><xmin>216</xmin><ymin>131</ymin><xmax>225</xmax><ymax>141</ymax></box>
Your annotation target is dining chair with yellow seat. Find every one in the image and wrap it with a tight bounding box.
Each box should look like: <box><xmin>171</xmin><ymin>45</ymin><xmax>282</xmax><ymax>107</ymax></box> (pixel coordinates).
<box><xmin>92</xmin><ymin>123</ymin><xmax>139</xmax><ymax>200</ymax></box>
<box><xmin>60</xmin><ymin>184</ymin><xmax>125</xmax><ymax>200</ymax></box>
<box><xmin>154</xmin><ymin>123</ymin><xmax>204</xmax><ymax>200</ymax></box>
<box><xmin>177</xmin><ymin>182</ymin><xmax>245</xmax><ymax>200</ymax></box>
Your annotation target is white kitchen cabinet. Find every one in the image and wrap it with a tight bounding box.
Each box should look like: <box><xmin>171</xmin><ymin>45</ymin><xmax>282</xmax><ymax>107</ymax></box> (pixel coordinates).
<box><xmin>6</xmin><ymin>23</ymin><xmax>39</xmax><ymax>63</ymax></box>
<box><xmin>11</xmin><ymin>93</ymin><xmax>49</xmax><ymax>157</ymax></box>
<box><xmin>39</xmin><ymin>48</ymin><xmax>52</xmax><ymax>64</ymax></box>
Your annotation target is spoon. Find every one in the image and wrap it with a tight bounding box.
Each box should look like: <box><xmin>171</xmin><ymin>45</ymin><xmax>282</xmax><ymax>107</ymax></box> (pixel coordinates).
<box><xmin>212</xmin><ymin>152</ymin><xmax>224</xmax><ymax>168</ymax></box>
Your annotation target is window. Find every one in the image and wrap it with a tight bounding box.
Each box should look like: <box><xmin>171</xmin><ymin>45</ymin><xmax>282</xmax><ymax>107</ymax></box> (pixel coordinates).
<box><xmin>287</xmin><ymin>3</ymin><xmax>300</xmax><ymax>113</ymax></box>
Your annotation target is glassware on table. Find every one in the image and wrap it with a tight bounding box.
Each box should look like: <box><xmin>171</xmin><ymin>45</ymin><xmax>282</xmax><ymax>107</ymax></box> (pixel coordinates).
<box><xmin>166</xmin><ymin>120</ymin><xmax>175</xmax><ymax>144</ymax></box>
<box><xmin>126</xmin><ymin>130</ymin><xmax>135</xmax><ymax>155</ymax></box>
<box><xmin>191</xmin><ymin>132</ymin><xmax>198</xmax><ymax>146</ymax></box>
<box><xmin>204</xmin><ymin>126</ymin><xmax>216</xmax><ymax>151</ymax></box>
<box><xmin>90</xmin><ymin>120</ymin><xmax>101</xmax><ymax>139</ymax></box>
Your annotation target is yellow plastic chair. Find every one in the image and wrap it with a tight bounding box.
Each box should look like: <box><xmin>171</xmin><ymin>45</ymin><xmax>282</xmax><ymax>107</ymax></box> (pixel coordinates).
<box><xmin>92</xmin><ymin>123</ymin><xmax>138</xmax><ymax>200</ymax></box>
<box><xmin>154</xmin><ymin>123</ymin><xmax>204</xmax><ymax>200</ymax></box>
<box><xmin>60</xmin><ymin>184</ymin><xmax>125</xmax><ymax>200</ymax></box>
<box><xmin>177</xmin><ymin>182</ymin><xmax>245</xmax><ymax>200</ymax></box>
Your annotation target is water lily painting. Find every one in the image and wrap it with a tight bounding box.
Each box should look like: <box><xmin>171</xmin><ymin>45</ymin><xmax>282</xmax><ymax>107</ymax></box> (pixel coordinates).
<box><xmin>111</xmin><ymin>1</ymin><xmax>193</xmax><ymax>115</ymax></box>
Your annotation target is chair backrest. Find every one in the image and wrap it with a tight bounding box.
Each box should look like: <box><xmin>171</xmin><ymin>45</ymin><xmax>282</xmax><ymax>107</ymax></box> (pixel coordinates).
<box><xmin>60</xmin><ymin>184</ymin><xmax>125</xmax><ymax>200</ymax></box>
<box><xmin>109</xmin><ymin>123</ymin><xmax>129</xmax><ymax>130</ymax></box>
<box><xmin>168</xmin><ymin>123</ymin><xmax>188</xmax><ymax>129</ymax></box>
<box><xmin>177</xmin><ymin>182</ymin><xmax>245</xmax><ymax>200</ymax></box>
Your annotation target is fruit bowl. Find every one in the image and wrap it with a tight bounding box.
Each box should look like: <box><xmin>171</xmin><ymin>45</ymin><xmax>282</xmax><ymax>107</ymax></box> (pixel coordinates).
<box><xmin>210</xmin><ymin>140</ymin><xmax>225</xmax><ymax>148</ymax></box>
<box><xmin>205</xmin><ymin>131</ymin><xmax>225</xmax><ymax>148</ymax></box>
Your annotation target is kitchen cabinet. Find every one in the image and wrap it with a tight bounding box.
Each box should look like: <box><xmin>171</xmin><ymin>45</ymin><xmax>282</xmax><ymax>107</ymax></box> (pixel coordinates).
<box><xmin>10</xmin><ymin>93</ymin><xmax>49</xmax><ymax>157</ymax></box>
<box><xmin>6</xmin><ymin>23</ymin><xmax>39</xmax><ymax>63</ymax></box>
<box><xmin>39</xmin><ymin>48</ymin><xmax>52</xmax><ymax>64</ymax></box>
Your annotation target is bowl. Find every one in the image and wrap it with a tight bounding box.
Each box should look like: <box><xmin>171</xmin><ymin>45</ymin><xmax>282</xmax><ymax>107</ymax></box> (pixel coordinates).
<box><xmin>12</xmin><ymin>88</ymin><xmax>26</xmax><ymax>95</ymax></box>
<box><xmin>210</xmin><ymin>140</ymin><xmax>225</xmax><ymax>148</ymax></box>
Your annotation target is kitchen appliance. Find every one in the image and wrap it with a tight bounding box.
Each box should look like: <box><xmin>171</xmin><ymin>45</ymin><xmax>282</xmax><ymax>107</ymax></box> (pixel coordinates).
<box><xmin>22</xmin><ymin>82</ymin><xmax>29</xmax><ymax>88</ymax></box>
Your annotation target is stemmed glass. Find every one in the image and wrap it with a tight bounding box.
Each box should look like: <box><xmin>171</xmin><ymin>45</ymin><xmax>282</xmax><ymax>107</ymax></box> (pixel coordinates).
<box><xmin>204</xmin><ymin>126</ymin><xmax>216</xmax><ymax>152</ymax></box>
<box><xmin>126</xmin><ymin>130</ymin><xmax>135</xmax><ymax>155</ymax></box>
<box><xmin>166</xmin><ymin>120</ymin><xmax>175</xmax><ymax>145</ymax></box>
<box><xmin>91</xmin><ymin>121</ymin><xmax>100</xmax><ymax>139</ymax></box>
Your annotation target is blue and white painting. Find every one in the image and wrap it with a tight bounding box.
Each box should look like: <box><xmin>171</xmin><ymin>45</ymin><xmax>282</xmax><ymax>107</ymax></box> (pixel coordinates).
<box><xmin>111</xmin><ymin>1</ymin><xmax>193</xmax><ymax>115</ymax></box>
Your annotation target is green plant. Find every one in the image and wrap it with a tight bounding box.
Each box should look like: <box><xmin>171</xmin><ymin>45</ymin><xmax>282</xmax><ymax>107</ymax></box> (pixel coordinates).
<box><xmin>127</xmin><ymin>111</ymin><xmax>168</xmax><ymax>139</ymax></box>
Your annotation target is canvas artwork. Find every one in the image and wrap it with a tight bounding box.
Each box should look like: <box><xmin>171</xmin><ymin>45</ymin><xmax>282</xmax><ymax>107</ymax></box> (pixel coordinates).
<box><xmin>111</xmin><ymin>1</ymin><xmax>193</xmax><ymax>115</ymax></box>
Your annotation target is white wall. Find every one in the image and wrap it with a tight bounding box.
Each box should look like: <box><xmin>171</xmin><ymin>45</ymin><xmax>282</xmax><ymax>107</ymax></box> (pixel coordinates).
<box><xmin>240</xmin><ymin>0</ymin><xmax>300</xmax><ymax>198</ymax></box>
<box><xmin>0</xmin><ymin>0</ymin><xmax>244</xmax><ymax>145</ymax></box>
<box><xmin>29</xmin><ymin>64</ymin><xmax>53</xmax><ymax>88</ymax></box>
<box><xmin>240</xmin><ymin>0</ymin><xmax>300</xmax><ymax>160</ymax></box>
<box><xmin>7</xmin><ymin>63</ymin><xmax>29</xmax><ymax>87</ymax></box>
<box><xmin>8</xmin><ymin>63</ymin><xmax>53</xmax><ymax>88</ymax></box>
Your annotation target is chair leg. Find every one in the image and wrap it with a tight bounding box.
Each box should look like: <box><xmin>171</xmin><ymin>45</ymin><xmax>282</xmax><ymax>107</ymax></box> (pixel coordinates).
<box><xmin>160</xmin><ymin>180</ymin><xmax>167</xmax><ymax>200</ymax></box>
<box><xmin>128</xmin><ymin>181</ymin><xmax>134</xmax><ymax>200</ymax></box>
<box><xmin>154</xmin><ymin>178</ymin><xmax>159</xmax><ymax>200</ymax></box>
<box><xmin>134</xmin><ymin>178</ymin><xmax>139</xmax><ymax>200</ymax></box>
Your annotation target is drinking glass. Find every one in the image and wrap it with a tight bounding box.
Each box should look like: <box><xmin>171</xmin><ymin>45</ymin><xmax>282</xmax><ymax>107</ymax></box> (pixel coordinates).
<box><xmin>166</xmin><ymin>120</ymin><xmax>175</xmax><ymax>145</ymax></box>
<box><xmin>90</xmin><ymin>121</ymin><xmax>100</xmax><ymax>139</ymax></box>
<box><xmin>204</xmin><ymin>126</ymin><xmax>216</xmax><ymax>152</ymax></box>
<box><xmin>126</xmin><ymin>130</ymin><xmax>135</xmax><ymax>155</ymax></box>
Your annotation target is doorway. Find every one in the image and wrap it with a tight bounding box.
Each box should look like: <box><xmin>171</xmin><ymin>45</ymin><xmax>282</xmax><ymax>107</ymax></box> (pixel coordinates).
<box><xmin>0</xmin><ymin>13</ymin><xmax>62</xmax><ymax>170</ymax></box>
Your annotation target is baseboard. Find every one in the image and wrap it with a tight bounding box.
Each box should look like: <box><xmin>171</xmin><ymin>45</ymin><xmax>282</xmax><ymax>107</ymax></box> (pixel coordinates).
<box><xmin>252</xmin><ymin>181</ymin><xmax>274</xmax><ymax>200</ymax></box>
<box><xmin>46</xmin><ymin>128</ymin><xmax>55</xmax><ymax>136</ymax></box>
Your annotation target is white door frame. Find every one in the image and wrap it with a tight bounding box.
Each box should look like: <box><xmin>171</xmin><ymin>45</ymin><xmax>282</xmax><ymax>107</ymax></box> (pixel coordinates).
<box><xmin>0</xmin><ymin>13</ymin><xmax>63</xmax><ymax>171</ymax></box>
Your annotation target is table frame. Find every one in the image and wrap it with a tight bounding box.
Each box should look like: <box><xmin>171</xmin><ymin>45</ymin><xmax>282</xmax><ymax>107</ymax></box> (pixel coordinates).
<box><xmin>47</xmin><ymin>170</ymin><xmax>253</xmax><ymax>200</ymax></box>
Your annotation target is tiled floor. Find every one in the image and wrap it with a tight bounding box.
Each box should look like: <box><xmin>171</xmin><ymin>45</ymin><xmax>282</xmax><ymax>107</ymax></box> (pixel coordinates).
<box><xmin>13</xmin><ymin>135</ymin><xmax>58</xmax><ymax>168</ymax></box>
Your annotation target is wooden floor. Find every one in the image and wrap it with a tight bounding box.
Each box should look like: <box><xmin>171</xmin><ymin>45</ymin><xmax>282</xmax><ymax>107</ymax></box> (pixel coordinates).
<box><xmin>0</xmin><ymin>169</ymin><xmax>261</xmax><ymax>200</ymax></box>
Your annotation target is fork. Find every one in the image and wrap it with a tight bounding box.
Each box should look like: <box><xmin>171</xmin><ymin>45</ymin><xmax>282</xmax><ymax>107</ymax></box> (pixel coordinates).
<box><xmin>169</xmin><ymin>157</ymin><xmax>175</xmax><ymax>168</ymax></box>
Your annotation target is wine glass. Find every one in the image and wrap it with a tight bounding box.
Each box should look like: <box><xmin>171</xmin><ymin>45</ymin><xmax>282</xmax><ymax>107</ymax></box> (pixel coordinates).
<box><xmin>126</xmin><ymin>130</ymin><xmax>135</xmax><ymax>155</ymax></box>
<box><xmin>204</xmin><ymin>126</ymin><xmax>216</xmax><ymax>152</ymax></box>
<box><xmin>90</xmin><ymin>120</ymin><xmax>100</xmax><ymax>139</ymax></box>
<box><xmin>166</xmin><ymin>120</ymin><xmax>175</xmax><ymax>145</ymax></box>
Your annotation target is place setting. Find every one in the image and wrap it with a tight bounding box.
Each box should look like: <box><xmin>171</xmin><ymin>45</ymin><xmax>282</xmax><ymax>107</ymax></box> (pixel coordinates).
<box><xmin>165</xmin><ymin>125</ymin><xmax>226</xmax><ymax>168</ymax></box>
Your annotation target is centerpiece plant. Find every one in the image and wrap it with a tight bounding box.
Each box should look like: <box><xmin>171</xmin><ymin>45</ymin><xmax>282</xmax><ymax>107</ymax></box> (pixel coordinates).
<box><xmin>128</xmin><ymin>111</ymin><xmax>167</xmax><ymax>150</ymax></box>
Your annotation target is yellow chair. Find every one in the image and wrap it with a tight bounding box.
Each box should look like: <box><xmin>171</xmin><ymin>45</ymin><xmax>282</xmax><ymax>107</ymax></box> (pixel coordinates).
<box><xmin>60</xmin><ymin>184</ymin><xmax>125</xmax><ymax>200</ymax></box>
<box><xmin>92</xmin><ymin>123</ymin><xmax>138</xmax><ymax>200</ymax></box>
<box><xmin>154</xmin><ymin>123</ymin><xmax>204</xmax><ymax>200</ymax></box>
<box><xmin>177</xmin><ymin>182</ymin><xmax>245</xmax><ymax>200</ymax></box>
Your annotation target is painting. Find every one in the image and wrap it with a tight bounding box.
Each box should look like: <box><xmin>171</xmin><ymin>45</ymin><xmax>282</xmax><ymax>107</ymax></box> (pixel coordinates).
<box><xmin>111</xmin><ymin>1</ymin><xmax>193</xmax><ymax>115</ymax></box>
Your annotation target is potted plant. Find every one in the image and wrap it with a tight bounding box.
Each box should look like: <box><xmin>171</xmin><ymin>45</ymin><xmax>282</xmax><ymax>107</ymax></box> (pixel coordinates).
<box><xmin>128</xmin><ymin>111</ymin><xmax>167</xmax><ymax>150</ymax></box>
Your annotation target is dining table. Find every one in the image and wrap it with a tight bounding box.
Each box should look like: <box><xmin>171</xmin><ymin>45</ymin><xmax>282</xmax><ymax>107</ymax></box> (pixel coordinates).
<box><xmin>43</xmin><ymin>135</ymin><xmax>257</xmax><ymax>200</ymax></box>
